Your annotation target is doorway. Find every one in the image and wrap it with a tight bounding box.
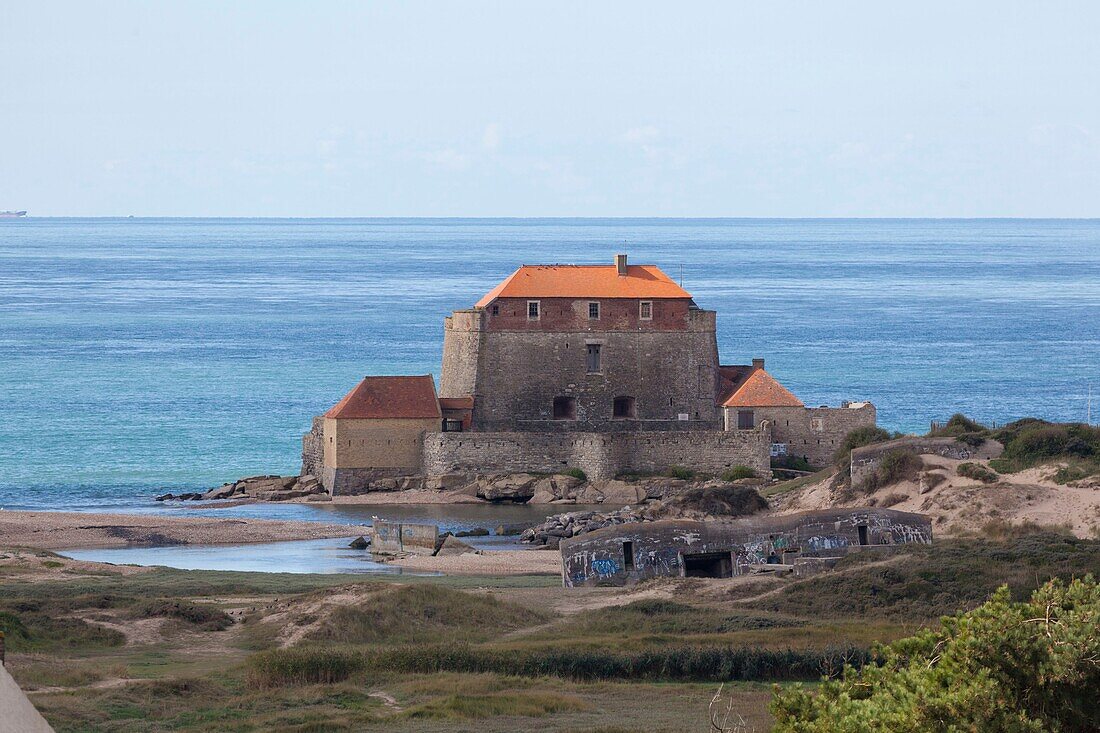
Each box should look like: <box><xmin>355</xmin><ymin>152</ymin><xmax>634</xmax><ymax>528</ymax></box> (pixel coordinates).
<box><xmin>682</xmin><ymin>552</ymin><xmax>733</xmax><ymax>578</ymax></box>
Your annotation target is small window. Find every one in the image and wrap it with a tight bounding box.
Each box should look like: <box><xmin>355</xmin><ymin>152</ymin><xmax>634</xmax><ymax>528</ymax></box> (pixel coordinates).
<box><xmin>737</xmin><ymin>410</ymin><xmax>755</xmax><ymax>430</ymax></box>
<box><xmin>588</xmin><ymin>301</ymin><xmax>600</xmax><ymax>320</ymax></box>
<box><xmin>623</xmin><ymin>541</ymin><xmax>635</xmax><ymax>571</ymax></box>
<box><xmin>613</xmin><ymin>396</ymin><xmax>636</xmax><ymax>418</ymax></box>
<box><xmin>491</xmin><ymin>304</ymin><xmax>499</xmax><ymax>316</ymax></box>
<box><xmin>527</xmin><ymin>301</ymin><xmax>540</xmax><ymax>319</ymax></box>
<box><xmin>552</xmin><ymin>396</ymin><xmax>576</xmax><ymax>420</ymax></box>
<box><xmin>586</xmin><ymin>344</ymin><xmax>601</xmax><ymax>373</ymax></box>
<box><xmin>639</xmin><ymin>301</ymin><xmax>653</xmax><ymax>320</ymax></box>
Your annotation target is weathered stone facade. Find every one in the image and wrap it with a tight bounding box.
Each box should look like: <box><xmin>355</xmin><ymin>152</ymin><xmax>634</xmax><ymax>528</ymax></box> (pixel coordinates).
<box><xmin>726</xmin><ymin>402</ymin><xmax>877</xmax><ymax>468</ymax></box>
<box><xmin>559</xmin><ymin>508</ymin><xmax>932</xmax><ymax>587</ymax></box>
<box><xmin>301</xmin><ymin>416</ymin><xmax>324</xmax><ymax>480</ymax></box>
<box><xmin>441</xmin><ymin>305</ymin><xmax>721</xmax><ymax>432</ymax></box>
<box><xmin>421</xmin><ymin>427</ymin><xmax>772</xmax><ymax>481</ymax></box>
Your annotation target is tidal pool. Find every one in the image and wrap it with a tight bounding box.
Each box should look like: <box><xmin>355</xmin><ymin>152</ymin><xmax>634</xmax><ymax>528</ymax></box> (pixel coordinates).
<box><xmin>59</xmin><ymin>536</ymin><xmax>437</xmax><ymax>575</ymax></box>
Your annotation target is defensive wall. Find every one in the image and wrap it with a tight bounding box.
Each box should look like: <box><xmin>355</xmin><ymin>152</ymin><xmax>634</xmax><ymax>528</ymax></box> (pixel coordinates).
<box><xmin>559</xmin><ymin>508</ymin><xmax>933</xmax><ymax>587</ymax></box>
<box><xmin>726</xmin><ymin>402</ymin><xmax>876</xmax><ymax>468</ymax></box>
<box><xmin>421</xmin><ymin>426</ymin><xmax>772</xmax><ymax>481</ymax></box>
<box><xmin>850</xmin><ymin>436</ymin><xmax>1003</xmax><ymax>487</ymax></box>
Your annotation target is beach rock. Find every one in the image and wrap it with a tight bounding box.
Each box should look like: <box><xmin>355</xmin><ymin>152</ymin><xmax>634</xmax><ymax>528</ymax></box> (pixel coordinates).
<box><xmin>435</xmin><ymin>535</ymin><xmax>480</xmax><ymax>557</ymax></box>
<box><xmin>348</xmin><ymin>536</ymin><xmax>370</xmax><ymax>549</ymax></box>
<box><xmin>306</xmin><ymin>493</ymin><xmax>332</xmax><ymax>502</ymax></box>
<box><xmin>425</xmin><ymin>473</ymin><xmax>467</xmax><ymax>491</ymax></box>
<box><xmin>202</xmin><ymin>483</ymin><xmax>238</xmax><ymax>500</ymax></box>
<box><xmin>454</xmin><ymin>527</ymin><xmax>490</xmax><ymax>537</ymax></box>
<box><xmin>476</xmin><ymin>473</ymin><xmax>540</xmax><ymax>502</ymax></box>
<box><xmin>495</xmin><ymin>523</ymin><xmax>527</xmax><ymax>536</ymax></box>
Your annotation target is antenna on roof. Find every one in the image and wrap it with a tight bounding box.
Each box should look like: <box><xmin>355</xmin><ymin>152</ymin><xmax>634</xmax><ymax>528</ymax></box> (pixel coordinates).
<box><xmin>1088</xmin><ymin>382</ymin><xmax>1093</xmax><ymax>426</ymax></box>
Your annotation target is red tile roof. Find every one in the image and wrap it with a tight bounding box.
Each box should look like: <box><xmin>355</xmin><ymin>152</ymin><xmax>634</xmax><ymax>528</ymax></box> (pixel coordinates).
<box><xmin>474</xmin><ymin>264</ymin><xmax>691</xmax><ymax>307</ymax></box>
<box><xmin>721</xmin><ymin>367</ymin><xmax>804</xmax><ymax>408</ymax></box>
<box><xmin>325</xmin><ymin>376</ymin><xmax>441</xmax><ymax>419</ymax></box>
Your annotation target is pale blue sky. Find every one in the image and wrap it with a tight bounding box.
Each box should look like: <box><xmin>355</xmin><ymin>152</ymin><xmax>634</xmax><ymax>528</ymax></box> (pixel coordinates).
<box><xmin>2</xmin><ymin>1</ymin><xmax>1098</xmax><ymax>217</ymax></box>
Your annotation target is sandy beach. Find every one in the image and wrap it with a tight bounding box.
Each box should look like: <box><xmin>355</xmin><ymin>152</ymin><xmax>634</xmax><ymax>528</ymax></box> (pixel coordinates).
<box><xmin>0</xmin><ymin>510</ymin><xmax>361</xmax><ymax>550</ymax></box>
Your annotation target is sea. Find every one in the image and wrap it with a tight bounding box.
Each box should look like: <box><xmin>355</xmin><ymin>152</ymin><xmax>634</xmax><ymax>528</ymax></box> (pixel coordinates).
<box><xmin>2</xmin><ymin>218</ymin><xmax>1099</xmax><ymax>515</ymax></box>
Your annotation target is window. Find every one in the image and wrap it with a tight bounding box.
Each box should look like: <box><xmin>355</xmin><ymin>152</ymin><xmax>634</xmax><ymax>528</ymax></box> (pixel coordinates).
<box><xmin>588</xmin><ymin>301</ymin><xmax>600</xmax><ymax>320</ymax></box>
<box><xmin>442</xmin><ymin>419</ymin><xmax>464</xmax><ymax>432</ymax></box>
<box><xmin>491</xmin><ymin>304</ymin><xmax>499</xmax><ymax>316</ymax></box>
<box><xmin>552</xmin><ymin>396</ymin><xmax>576</xmax><ymax>420</ymax></box>
<box><xmin>737</xmin><ymin>410</ymin><xmax>755</xmax><ymax>430</ymax></box>
<box><xmin>527</xmin><ymin>301</ymin><xmax>540</xmax><ymax>319</ymax></box>
<box><xmin>623</xmin><ymin>541</ymin><xmax>635</xmax><ymax>571</ymax></box>
<box><xmin>613</xmin><ymin>396</ymin><xmax>636</xmax><ymax>418</ymax></box>
<box><xmin>639</xmin><ymin>301</ymin><xmax>653</xmax><ymax>320</ymax></box>
<box><xmin>586</xmin><ymin>344</ymin><xmax>601</xmax><ymax>373</ymax></box>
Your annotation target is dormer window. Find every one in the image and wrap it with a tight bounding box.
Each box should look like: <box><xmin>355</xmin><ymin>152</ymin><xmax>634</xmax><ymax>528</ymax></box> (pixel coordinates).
<box><xmin>639</xmin><ymin>301</ymin><xmax>653</xmax><ymax>320</ymax></box>
<box><xmin>588</xmin><ymin>302</ymin><xmax>600</xmax><ymax>320</ymax></box>
<box><xmin>527</xmin><ymin>301</ymin><xmax>540</xmax><ymax>320</ymax></box>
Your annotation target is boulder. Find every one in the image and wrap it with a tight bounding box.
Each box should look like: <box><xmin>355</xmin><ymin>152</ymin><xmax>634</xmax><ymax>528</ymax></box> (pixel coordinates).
<box><xmin>424</xmin><ymin>473</ymin><xmax>467</xmax><ymax>491</ymax></box>
<box><xmin>306</xmin><ymin>493</ymin><xmax>332</xmax><ymax>502</ymax></box>
<box><xmin>454</xmin><ymin>527</ymin><xmax>490</xmax><ymax>537</ymax></box>
<box><xmin>201</xmin><ymin>483</ymin><xmax>238</xmax><ymax>500</ymax></box>
<box><xmin>435</xmin><ymin>535</ymin><xmax>480</xmax><ymax>557</ymax></box>
<box><xmin>495</xmin><ymin>523</ymin><xmax>527</xmax><ymax>536</ymax></box>
<box><xmin>373</xmin><ymin>478</ymin><xmax>400</xmax><ymax>491</ymax></box>
<box><xmin>592</xmin><ymin>480</ymin><xmax>646</xmax><ymax>504</ymax></box>
<box><xmin>476</xmin><ymin>473</ymin><xmax>539</xmax><ymax>502</ymax></box>
<box><xmin>348</xmin><ymin>536</ymin><xmax>370</xmax><ymax>550</ymax></box>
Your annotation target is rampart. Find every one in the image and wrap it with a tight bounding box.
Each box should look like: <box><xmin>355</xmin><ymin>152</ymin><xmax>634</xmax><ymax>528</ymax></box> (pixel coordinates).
<box><xmin>850</xmin><ymin>436</ymin><xmax>1003</xmax><ymax>487</ymax></box>
<box><xmin>421</xmin><ymin>427</ymin><xmax>771</xmax><ymax>481</ymax></box>
<box><xmin>301</xmin><ymin>416</ymin><xmax>324</xmax><ymax>479</ymax></box>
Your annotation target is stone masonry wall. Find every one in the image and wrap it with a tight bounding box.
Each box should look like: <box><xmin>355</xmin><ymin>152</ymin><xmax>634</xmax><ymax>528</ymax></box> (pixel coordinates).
<box><xmin>462</xmin><ymin>309</ymin><xmax>722</xmax><ymax>432</ymax></box>
<box><xmin>726</xmin><ymin>403</ymin><xmax>877</xmax><ymax>468</ymax></box>
<box><xmin>422</xmin><ymin>427</ymin><xmax>771</xmax><ymax>481</ymax></box>
<box><xmin>301</xmin><ymin>416</ymin><xmax>324</xmax><ymax>478</ymax></box>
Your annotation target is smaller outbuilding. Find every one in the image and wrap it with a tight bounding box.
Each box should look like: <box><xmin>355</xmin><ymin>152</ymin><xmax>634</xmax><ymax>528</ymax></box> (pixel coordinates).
<box><xmin>558</xmin><ymin>508</ymin><xmax>932</xmax><ymax>588</ymax></box>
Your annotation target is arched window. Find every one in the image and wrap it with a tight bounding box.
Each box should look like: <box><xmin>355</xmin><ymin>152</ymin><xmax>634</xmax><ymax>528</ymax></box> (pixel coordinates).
<box><xmin>553</xmin><ymin>396</ymin><xmax>577</xmax><ymax>420</ymax></box>
<box><xmin>613</xmin><ymin>396</ymin><xmax>636</xmax><ymax>419</ymax></box>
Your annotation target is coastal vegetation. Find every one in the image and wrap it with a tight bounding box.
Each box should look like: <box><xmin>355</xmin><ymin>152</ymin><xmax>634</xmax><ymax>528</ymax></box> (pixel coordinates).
<box><xmin>3</xmin><ymin>525</ymin><xmax>1099</xmax><ymax>732</ymax></box>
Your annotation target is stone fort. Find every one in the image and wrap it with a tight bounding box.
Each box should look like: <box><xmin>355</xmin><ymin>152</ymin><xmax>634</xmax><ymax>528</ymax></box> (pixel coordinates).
<box><xmin>303</xmin><ymin>255</ymin><xmax>875</xmax><ymax>494</ymax></box>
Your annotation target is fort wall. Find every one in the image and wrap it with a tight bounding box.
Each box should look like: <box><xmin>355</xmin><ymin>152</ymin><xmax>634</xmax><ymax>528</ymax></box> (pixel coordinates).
<box><xmin>421</xmin><ymin>427</ymin><xmax>771</xmax><ymax>481</ymax></box>
<box><xmin>725</xmin><ymin>403</ymin><xmax>876</xmax><ymax>468</ymax></box>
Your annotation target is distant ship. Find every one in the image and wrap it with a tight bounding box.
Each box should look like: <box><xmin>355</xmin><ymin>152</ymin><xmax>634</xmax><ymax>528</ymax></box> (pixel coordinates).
<box><xmin>0</xmin><ymin>210</ymin><xmax>27</xmax><ymax>218</ymax></box>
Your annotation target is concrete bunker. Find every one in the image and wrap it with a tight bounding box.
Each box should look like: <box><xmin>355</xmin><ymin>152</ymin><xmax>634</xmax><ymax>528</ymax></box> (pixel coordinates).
<box><xmin>558</xmin><ymin>508</ymin><xmax>933</xmax><ymax>588</ymax></box>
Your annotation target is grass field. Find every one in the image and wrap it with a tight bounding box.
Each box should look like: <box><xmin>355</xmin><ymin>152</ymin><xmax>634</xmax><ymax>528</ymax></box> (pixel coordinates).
<box><xmin>3</xmin><ymin>528</ymin><xmax>1097</xmax><ymax>732</ymax></box>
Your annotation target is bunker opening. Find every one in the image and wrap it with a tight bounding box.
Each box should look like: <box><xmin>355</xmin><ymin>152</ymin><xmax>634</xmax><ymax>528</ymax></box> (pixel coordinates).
<box><xmin>681</xmin><ymin>551</ymin><xmax>733</xmax><ymax>579</ymax></box>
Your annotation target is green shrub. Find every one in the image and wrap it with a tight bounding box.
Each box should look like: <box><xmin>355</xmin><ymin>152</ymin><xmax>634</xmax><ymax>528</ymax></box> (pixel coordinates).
<box><xmin>369</xmin><ymin>643</ymin><xmax>867</xmax><ymax>682</ymax></box>
<box><xmin>246</xmin><ymin>647</ymin><xmax>365</xmax><ymax>688</ymax></box>
<box><xmin>956</xmin><ymin>462</ymin><xmax>998</xmax><ymax>484</ymax></box>
<box><xmin>834</xmin><ymin>426</ymin><xmax>894</xmax><ymax>469</ymax></box>
<box><xmin>922</xmin><ymin>472</ymin><xmax>947</xmax><ymax>490</ymax></box>
<box><xmin>770</xmin><ymin>576</ymin><xmax>1100</xmax><ymax>733</ymax></box>
<box><xmin>563</xmin><ymin>468</ymin><xmax>587</xmax><ymax>481</ymax></box>
<box><xmin>857</xmin><ymin>450</ymin><xmax>922</xmax><ymax>493</ymax></box>
<box><xmin>0</xmin><ymin>610</ymin><xmax>124</xmax><ymax>652</ymax></box>
<box><xmin>1052</xmin><ymin>459</ymin><xmax>1100</xmax><ymax>485</ymax></box>
<box><xmin>667</xmin><ymin>465</ymin><xmax>695</xmax><ymax>480</ymax></box>
<box><xmin>771</xmin><ymin>455</ymin><xmax>816</xmax><ymax>472</ymax></box>
<box><xmin>720</xmin><ymin>465</ymin><xmax>756</xmax><ymax>481</ymax></box>
<box><xmin>929</xmin><ymin>413</ymin><xmax>990</xmax><ymax>446</ymax></box>
<box><xmin>990</xmin><ymin>420</ymin><xmax>1100</xmax><ymax>474</ymax></box>
<box><xmin>130</xmin><ymin>599</ymin><xmax>233</xmax><ymax>631</ymax></box>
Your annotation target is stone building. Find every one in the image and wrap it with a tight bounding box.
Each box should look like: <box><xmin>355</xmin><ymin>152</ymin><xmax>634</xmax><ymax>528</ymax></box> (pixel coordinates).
<box><xmin>440</xmin><ymin>254</ymin><xmax>722</xmax><ymax>431</ymax></box>
<box><xmin>559</xmin><ymin>508</ymin><xmax>932</xmax><ymax>587</ymax></box>
<box><xmin>305</xmin><ymin>255</ymin><xmax>876</xmax><ymax>493</ymax></box>
<box><xmin>719</xmin><ymin>359</ymin><xmax>877</xmax><ymax>468</ymax></box>
<box><xmin>311</xmin><ymin>375</ymin><xmax>441</xmax><ymax>494</ymax></box>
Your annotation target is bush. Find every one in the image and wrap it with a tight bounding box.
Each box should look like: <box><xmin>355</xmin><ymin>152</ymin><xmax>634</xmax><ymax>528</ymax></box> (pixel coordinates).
<box><xmin>660</xmin><ymin>485</ymin><xmax>768</xmax><ymax>518</ymax></box>
<box><xmin>834</xmin><ymin>426</ymin><xmax>894</xmax><ymax>469</ymax></box>
<box><xmin>922</xmin><ymin>472</ymin><xmax>947</xmax><ymax>490</ymax></box>
<box><xmin>246</xmin><ymin>647</ymin><xmax>365</xmax><ymax>688</ymax></box>
<box><xmin>369</xmin><ymin>643</ymin><xmax>868</xmax><ymax>682</ymax></box>
<box><xmin>929</xmin><ymin>413</ymin><xmax>989</xmax><ymax>446</ymax></box>
<box><xmin>563</xmin><ymin>468</ymin><xmax>587</xmax><ymax>482</ymax></box>
<box><xmin>0</xmin><ymin>610</ymin><xmax>125</xmax><ymax>652</ymax></box>
<box><xmin>667</xmin><ymin>465</ymin><xmax>695</xmax><ymax>480</ymax></box>
<box><xmin>990</xmin><ymin>420</ymin><xmax>1100</xmax><ymax>475</ymax></box>
<box><xmin>770</xmin><ymin>576</ymin><xmax>1100</xmax><ymax>732</ymax></box>
<box><xmin>720</xmin><ymin>465</ymin><xmax>756</xmax><ymax>481</ymax></box>
<box><xmin>956</xmin><ymin>462</ymin><xmax>998</xmax><ymax>484</ymax></box>
<box><xmin>130</xmin><ymin>599</ymin><xmax>233</xmax><ymax>631</ymax></box>
<box><xmin>878</xmin><ymin>492</ymin><xmax>908</xmax><ymax>508</ymax></box>
<box><xmin>772</xmin><ymin>455</ymin><xmax>816</xmax><ymax>472</ymax></box>
<box><xmin>857</xmin><ymin>450</ymin><xmax>922</xmax><ymax>493</ymax></box>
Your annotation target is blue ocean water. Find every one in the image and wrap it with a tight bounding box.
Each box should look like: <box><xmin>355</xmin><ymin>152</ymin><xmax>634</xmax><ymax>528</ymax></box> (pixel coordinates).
<box><xmin>1</xmin><ymin>218</ymin><xmax>1098</xmax><ymax>511</ymax></box>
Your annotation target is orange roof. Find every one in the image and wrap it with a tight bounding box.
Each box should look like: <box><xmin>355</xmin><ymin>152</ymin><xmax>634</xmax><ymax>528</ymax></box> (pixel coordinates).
<box><xmin>438</xmin><ymin>396</ymin><xmax>474</xmax><ymax>410</ymax></box>
<box><xmin>722</xmin><ymin>368</ymin><xmax>804</xmax><ymax>408</ymax></box>
<box><xmin>325</xmin><ymin>376</ymin><xmax>441</xmax><ymax>419</ymax></box>
<box><xmin>474</xmin><ymin>264</ymin><xmax>691</xmax><ymax>307</ymax></box>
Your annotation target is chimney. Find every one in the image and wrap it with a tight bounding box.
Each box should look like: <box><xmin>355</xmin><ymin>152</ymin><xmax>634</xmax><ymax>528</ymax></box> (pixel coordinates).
<box><xmin>615</xmin><ymin>253</ymin><xmax>628</xmax><ymax>276</ymax></box>
<box><xmin>752</xmin><ymin>358</ymin><xmax>765</xmax><ymax>370</ymax></box>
